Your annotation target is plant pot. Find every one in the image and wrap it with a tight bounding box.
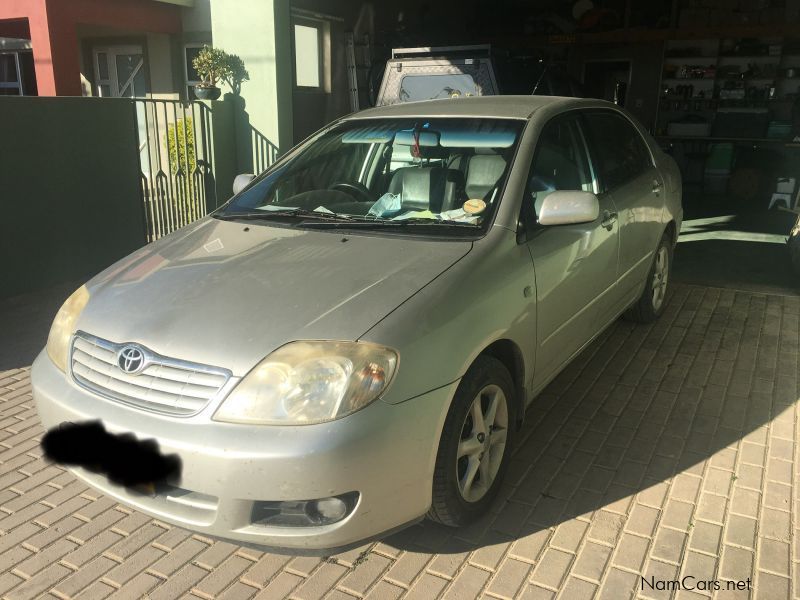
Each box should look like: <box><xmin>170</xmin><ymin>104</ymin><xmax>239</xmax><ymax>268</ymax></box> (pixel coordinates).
<box><xmin>194</xmin><ymin>85</ymin><xmax>221</xmax><ymax>100</ymax></box>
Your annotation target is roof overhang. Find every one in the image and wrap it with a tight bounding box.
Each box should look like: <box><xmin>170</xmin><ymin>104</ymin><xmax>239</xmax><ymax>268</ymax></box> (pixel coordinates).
<box><xmin>151</xmin><ymin>0</ymin><xmax>194</xmax><ymax>7</ymax></box>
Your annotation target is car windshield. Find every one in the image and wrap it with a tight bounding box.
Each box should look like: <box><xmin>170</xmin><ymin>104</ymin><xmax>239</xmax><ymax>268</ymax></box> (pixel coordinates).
<box><xmin>217</xmin><ymin>117</ymin><xmax>525</xmax><ymax>235</ymax></box>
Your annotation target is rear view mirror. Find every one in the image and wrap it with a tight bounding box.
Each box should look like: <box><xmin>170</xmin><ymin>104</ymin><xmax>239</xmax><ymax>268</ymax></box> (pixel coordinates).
<box><xmin>394</xmin><ymin>129</ymin><xmax>441</xmax><ymax>147</ymax></box>
<box><xmin>538</xmin><ymin>191</ymin><xmax>599</xmax><ymax>226</ymax></box>
<box><xmin>233</xmin><ymin>173</ymin><xmax>255</xmax><ymax>195</ymax></box>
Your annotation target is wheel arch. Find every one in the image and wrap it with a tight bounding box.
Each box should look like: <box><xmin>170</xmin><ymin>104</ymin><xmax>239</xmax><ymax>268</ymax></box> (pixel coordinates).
<box><xmin>664</xmin><ymin>220</ymin><xmax>677</xmax><ymax>248</ymax></box>
<box><xmin>478</xmin><ymin>339</ymin><xmax>527</xmax><ymax>428</ymax></box>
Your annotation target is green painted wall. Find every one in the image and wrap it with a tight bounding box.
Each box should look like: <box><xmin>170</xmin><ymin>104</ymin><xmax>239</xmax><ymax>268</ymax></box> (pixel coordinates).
<box><xmin>209</xmin><ymin>0</ymin><xmax>293</xmax><ymax>152</ymax></box>
<box><xmin>0</xmin><ymin>97</ymin><xmax>147</xmax><ymax>299</ymax></box>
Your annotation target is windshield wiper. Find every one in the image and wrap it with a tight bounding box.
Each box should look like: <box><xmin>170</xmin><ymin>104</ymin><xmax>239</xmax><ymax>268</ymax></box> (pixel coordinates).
<box><xmin>213</xmin><ymin>209</ymin><xmax>353</xmax><ymax>222</ymax></box>
<box><xmin>297</xmin><ymin>217</ymin><xmax>478</xmax><ymax>229</ymax></box>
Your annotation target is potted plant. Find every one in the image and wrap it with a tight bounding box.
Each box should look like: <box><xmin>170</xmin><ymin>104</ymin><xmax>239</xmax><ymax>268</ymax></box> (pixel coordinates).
<box><xmin>192</xmin><ymin>45</ymin><xmax>227</xmax><ymax>100</ymax></box>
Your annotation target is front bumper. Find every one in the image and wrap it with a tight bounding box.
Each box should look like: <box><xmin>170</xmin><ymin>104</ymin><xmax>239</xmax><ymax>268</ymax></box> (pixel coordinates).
<box><xmin>32</xmin><ymin>351</ymin><xmax>455</xmax><ymax>552</ymax></box>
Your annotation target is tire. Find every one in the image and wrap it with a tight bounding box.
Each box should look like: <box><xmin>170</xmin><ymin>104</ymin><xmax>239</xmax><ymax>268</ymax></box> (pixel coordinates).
<box><xmin>625</xmin><ymin>232</ymin><xmax>673</xmax><ymax>323</ymax></box>
<box><xmin>428</xmin><ymin>356</ymin><xmax>517</xmax><ymax>527</ymax></box>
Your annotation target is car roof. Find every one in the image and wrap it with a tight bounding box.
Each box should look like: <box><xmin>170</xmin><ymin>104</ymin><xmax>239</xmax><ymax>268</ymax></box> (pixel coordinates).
<box><xmin>347</xmin><ymin>95</ymin><xmax>618</xmax><ymax>121</ymax></box>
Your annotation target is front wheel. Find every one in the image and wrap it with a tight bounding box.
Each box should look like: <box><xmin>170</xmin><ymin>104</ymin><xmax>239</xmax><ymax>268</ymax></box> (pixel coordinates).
<box><xmin>428</xmin><ymin>356</ymin><xmax>517</xmax><ymax>527</ymax></box>
<box><xmin>625</xmin><ymin>232</ymin><xmax>673</xmax><ymax>323</ymax></box>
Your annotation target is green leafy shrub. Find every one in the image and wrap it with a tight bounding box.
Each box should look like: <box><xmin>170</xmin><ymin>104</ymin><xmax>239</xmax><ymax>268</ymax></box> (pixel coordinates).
<box><xmin>166</xmin><ymin>117</ymin><xmax>196</xmax><ymax>198</ymax></box>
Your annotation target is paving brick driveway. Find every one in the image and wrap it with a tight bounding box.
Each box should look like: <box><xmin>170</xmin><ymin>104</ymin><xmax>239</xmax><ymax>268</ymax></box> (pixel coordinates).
<box><xmin>0</xmin><ymin>282</ymin><xmax>797</xmax><ymax>600</ymax></box>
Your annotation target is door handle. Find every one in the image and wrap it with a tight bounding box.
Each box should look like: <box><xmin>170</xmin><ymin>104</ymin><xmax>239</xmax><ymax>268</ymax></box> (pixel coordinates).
<box><xmin>652</xmin><ymin>179</ymin><xmax>662</xmax><ymax>194</ymax></box>
<box><xmin>601</xmin><ymin>211</ymin><xmax>618</xmax><ymax>231</ymax></box>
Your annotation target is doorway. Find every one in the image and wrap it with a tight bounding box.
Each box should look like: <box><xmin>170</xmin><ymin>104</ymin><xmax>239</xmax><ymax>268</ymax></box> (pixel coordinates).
<box><xmin>583</xmin><ymin>60</ymin><xmax>631</xmax><ymax>107</ymax></box>
<box><xmin>92</xmin><ymin>46</ymin><xmax>147</xmax><ymax>98</ymax></box>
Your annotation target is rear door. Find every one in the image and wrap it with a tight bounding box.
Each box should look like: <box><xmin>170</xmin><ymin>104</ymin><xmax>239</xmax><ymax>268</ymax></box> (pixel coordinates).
<box><xmin>522</xmin><ymin>114</ymin><xmax>620</xmax><ymax>386</ymax></box>
<box><xmin>581</xmin><ymin>110</ymin><xmax>663</xmax><ymax>311</ymax></box>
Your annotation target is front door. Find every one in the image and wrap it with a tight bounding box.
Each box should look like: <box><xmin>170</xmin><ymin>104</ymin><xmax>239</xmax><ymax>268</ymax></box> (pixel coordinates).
<box><xmin>522</xmin><ymin>114</ymin><xmax>620</xmax><ymax>387</ymax></box>
<box><xmin>93</xmin><ymin>46</ymin><xmax>147</xmax><ymax>98</ymax></box>
<box><xmin>581</xmin><ymin>110</ymin><xmax>664</xmax><ymax>310</ymax></box>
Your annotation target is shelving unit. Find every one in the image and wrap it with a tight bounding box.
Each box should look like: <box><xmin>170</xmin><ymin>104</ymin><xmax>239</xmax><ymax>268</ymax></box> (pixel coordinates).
<box><xmin>655</xmin><ymin>36</ymin><xmax>800</xmax><ymax>137</ymax></box>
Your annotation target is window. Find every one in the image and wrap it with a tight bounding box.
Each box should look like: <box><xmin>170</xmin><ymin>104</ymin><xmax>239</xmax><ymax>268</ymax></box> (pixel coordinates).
<box><xmin>524</xmin><ymin>117</ymin><xmax>594</xmax><ymax>222</ymax></box>
<box><xmin>221</xmin><ymin>117</ymin><xmax>524</xmax><ymax>234</ymax></box>
<box><xmin>0</xmin><ymin>53</ymin><xmax>21</xmax><ymax>95</ymax></box>
<box><xmin>0</xmin><ymin>51</ymin><xmax>36</xmax><ymax>95</ymax></box>
<box><xmin>399</xmin><ymin>73</ymin><xmax>481</xmax><ymax>102</ymax></box>
<box><xmin>92</xmin><ymin>46</ymin><xmax>147</xmax><ymax>98</ymax></box>
<box><xmin>582</xmin><ymin>111</ymin><xmax>652</xmax><ymax>192</ymax></box>
<box><xmin>184</xmin><ymin>43</ymin><xmax>209</xmax><ymax>100</ymax></box>
<box><xmin>293</xmin><ymin>19</ymin><xmax>324</xmax><ymax>89</ymax></box>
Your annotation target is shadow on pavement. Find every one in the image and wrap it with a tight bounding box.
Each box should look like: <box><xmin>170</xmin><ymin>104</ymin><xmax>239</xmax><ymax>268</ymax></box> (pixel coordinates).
<box><xmin>672</xmin><ymin>203</ymin><xmax>799</xmax><ymax>296</ymax></box>
<box><xmin>380</xmin><ymin>282</ymin><xmax>797</xmax><ymax>558</ymax></box>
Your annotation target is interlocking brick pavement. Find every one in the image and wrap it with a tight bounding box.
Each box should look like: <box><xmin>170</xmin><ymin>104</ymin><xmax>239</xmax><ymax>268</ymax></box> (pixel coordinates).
<box><xmin>0</xmin><ymin>282</ymin><xmax>797</xmax><ymax>599</ymax></box>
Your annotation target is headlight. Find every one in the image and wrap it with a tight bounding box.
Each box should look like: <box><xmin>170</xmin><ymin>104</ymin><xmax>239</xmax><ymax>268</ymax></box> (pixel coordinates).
<box><xmin>46</xmin><ymin>285</ymin><xmax>90</xmax><ymax>372</ymax></box>
<box><xmin>214</xmin><ymin>341</ymin><xmax>398</xmax><ymax>425</ymax></box>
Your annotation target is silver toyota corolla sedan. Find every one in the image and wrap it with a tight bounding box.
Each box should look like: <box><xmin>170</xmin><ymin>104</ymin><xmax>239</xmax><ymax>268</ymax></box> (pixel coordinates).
<box><xmin>33</xmin><ymin>96</ymin><xmax>682</xmax><ymax>552</ymax></box>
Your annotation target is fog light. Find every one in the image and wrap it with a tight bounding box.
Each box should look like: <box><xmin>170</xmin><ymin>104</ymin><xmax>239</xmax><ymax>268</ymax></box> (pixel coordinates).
<box><xmin>251</xmin><ymin>492</ymin><xmax>359</xmax><ymax>527</ymax></box>
<box><xmin>308</xmin><ymin>497</ymin><xmax>347</xmax><ymax>523</ymax></box>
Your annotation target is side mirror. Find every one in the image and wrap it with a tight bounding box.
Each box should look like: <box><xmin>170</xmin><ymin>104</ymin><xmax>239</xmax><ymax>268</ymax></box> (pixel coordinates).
<box><xmin>537</xmin><ymin>190</ymin><xmax>599</xmax><ymax>226</ymax></box>
<box><xmin>232</xmin><ymin>173</ymin><xmax>255</xmax><ymax>195</ymax></box>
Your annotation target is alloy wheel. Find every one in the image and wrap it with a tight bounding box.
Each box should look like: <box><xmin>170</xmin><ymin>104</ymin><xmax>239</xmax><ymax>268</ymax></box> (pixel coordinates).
<box><xmin>456</xmin><ymin>384</ymin><xmax>509</xmax><ymax>503</ymax></box>
<box><xmin>651</xmin><ymin>246</ymin><xmax>669</xmax><ymax>312</ymax></box>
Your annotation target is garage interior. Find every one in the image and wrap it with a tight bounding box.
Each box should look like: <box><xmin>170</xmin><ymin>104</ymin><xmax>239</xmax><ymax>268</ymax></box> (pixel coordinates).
<box><xmin>292</xmin><ymin>0</ymin><xmax>800</xmax><ymax>296</ymax></box>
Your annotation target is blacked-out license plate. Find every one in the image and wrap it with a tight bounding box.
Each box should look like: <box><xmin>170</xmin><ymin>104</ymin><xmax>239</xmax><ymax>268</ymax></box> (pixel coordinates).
<box><xmin>41</xmin><ymin>420</ymin><xmax>181</xmax><ymax>494</ymax></box>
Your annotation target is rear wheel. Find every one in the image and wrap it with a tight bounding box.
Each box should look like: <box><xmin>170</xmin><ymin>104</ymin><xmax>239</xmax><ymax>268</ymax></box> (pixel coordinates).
<box><xmin>428</xmin><ymin>356</ymin><xmax>516</xmax><ymax>527</ymax></box>
<box><xmin>625</xmin><ymin>232</ymin><xmax>672</xmax><ymax>323</ymax></box>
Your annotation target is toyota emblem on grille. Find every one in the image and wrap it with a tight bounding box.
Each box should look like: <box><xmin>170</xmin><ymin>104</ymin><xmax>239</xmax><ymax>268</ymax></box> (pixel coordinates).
<box><xmin>118</xmin><ymin>346</ymin><xmax>146</xmax><ymax>374</ymax></box>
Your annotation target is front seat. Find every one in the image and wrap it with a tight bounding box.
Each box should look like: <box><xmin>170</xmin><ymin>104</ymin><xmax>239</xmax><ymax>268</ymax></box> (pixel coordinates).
<box><xmin>388</xmin><ymin>167</ymin><xmax>464</xmax><ymax>213</ymax></box>
<box><xmin>465</xmin><ymin>152</ymin><xmax>507</xmax><ymax>201</ymax></box>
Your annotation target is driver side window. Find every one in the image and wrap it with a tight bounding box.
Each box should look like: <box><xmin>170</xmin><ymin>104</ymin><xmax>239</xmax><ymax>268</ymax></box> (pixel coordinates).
<box><xmin>523</xmin><ymin>116</ymin><xmax>594</xmax><ymax>225</ymax></box>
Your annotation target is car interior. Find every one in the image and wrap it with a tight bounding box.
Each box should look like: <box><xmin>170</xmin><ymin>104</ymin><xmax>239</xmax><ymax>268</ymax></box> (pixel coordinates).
<box><xmin>235</xmin><ymin>118</ymin><xmax>524</xmax><ymax>226</ymax></box>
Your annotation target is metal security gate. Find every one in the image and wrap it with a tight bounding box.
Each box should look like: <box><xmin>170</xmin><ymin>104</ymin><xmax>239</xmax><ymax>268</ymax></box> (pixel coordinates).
<box><xmin>134</xmin><ymin>99</ymin><xmax>216</xmax><ymax>242</ymax></box>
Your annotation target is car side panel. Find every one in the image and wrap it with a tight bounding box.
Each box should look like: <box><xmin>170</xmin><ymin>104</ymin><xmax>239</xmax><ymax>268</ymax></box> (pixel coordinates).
<box><xmin>525</xmin><ymin>189</ymin><xmax>619</xmax><ymax>389</ymax></box>
<box><xmin>359</xmin><ymin>226</ymin><xmax>538</xmax><ymax>407</ymax></box>
<box><xmin>608</xmin><ymin>164</ymin><xmax>666</xmax><ymax>313</ymax></box>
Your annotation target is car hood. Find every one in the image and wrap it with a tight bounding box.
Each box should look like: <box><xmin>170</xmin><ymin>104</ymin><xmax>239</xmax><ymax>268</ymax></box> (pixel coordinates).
<box><xmin>78</xmin><ymin>218</ymin><xmax>472</xmax><ymax>376</ymax></box>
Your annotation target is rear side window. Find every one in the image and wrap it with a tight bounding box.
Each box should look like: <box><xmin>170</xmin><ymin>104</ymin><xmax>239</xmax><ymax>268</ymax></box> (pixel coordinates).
<box><xmin>582</xmin><ymin>111</ymin><xmax>651</xmax><ymax>192</ymax></box>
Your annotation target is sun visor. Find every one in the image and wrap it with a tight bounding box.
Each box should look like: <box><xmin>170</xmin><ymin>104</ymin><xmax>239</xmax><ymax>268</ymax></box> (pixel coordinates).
<box><xmin>341</xmin><ymin>127</ymin><xmax>396</xmax><ymax>144</ymax></box>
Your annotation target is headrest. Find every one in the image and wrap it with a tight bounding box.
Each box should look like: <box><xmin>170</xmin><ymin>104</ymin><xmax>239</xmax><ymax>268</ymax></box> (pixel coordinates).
<box><xmin>466</xmin><ymin>154</ymin><xmax>507</xmax><ymax>199</ymax></box>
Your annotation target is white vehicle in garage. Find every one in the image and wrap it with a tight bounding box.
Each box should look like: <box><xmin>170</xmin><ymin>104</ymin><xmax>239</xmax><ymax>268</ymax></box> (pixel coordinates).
<box><xmin>33</xmin><ymin>95</ymin><xmax>682</xmax><ymax>552</ymax></box>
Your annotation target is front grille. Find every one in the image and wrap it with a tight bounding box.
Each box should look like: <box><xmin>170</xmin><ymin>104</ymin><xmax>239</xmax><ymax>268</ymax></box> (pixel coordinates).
<box><xmin>70</xmin><ymin>331</ymin><xmax>232</xmax><ymax>416</ymax></box>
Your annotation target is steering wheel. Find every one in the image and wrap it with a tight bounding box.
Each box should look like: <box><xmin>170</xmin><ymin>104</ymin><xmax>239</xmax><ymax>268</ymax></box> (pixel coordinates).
<box><xmin>329</xmin><ymin>181</ymin><xmax>375</xmax><ymax>203</ymax></box>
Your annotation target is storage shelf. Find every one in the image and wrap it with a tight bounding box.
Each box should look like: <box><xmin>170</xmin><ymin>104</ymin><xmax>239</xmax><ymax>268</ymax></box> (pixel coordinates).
<box><xmin>718</xmin><ymin>54</ymin><xmax>781</xmax><ymax>59</ymax></box>
<box><xmin>717</xmin><ymin>77</ymin><xmax>776</xmax><ymax>81</ymax></box>
<box><xmin>658</xmin><ymin>36</ymin><xmax>800</xmax><ymax>143</ymax></box>
<box><xmin>664</xmin><ymin>56</ymin><xmax>718</xmax><ymax>61</ymax></box>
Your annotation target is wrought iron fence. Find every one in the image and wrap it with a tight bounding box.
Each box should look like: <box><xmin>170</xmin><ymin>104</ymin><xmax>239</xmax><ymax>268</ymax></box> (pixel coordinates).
<box><xmin>134</xmin><ymin>99</ymin><xmax>216</xmax><ymax>242</ymax></box>
<box><xmin>251</xmin><ymin>127</ymin><xmax>280</xmax><ymax>176</ymax></box>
